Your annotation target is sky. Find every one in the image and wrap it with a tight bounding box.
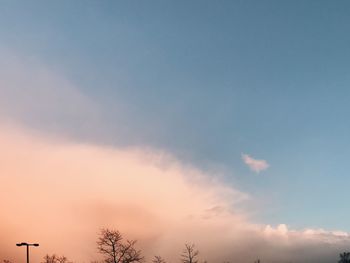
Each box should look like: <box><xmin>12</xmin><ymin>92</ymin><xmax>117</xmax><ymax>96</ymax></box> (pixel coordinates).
<box><xmin>1</xmin><ymin>1</ymin><xmax>350</xmax><ymax>262</ymax></box>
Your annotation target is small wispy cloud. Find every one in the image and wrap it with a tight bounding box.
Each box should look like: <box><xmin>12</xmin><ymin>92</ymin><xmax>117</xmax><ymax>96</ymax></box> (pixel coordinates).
<box><xmin>242</xmin><ymin>153</ymin><xmax>269</xmax><ymax>173</ymax></box>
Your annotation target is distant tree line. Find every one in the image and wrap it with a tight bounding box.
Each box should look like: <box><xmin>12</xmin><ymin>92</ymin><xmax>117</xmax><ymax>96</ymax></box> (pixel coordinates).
<box><xmin>96</xmin><ymin>228</ymin><xmax>199</xmax><ymax>263</ymax></box>
<box><xmin>3</xmin><ymin>228</ymin><xmax>350</xmax><ymax>263</ymax></box>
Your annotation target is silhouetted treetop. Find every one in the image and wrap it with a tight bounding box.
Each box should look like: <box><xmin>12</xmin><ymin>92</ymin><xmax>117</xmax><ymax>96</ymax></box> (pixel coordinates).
<box><xmin>181</xmin><ymin>244</ymin><xmax>199</xmax><ymax>263</ymax></box>
<box><xmin>97</xmin><ymin>228</ymin><xmax>143</xmax><ymax>263</ymax></box>
<box><xmin>152</xmin><ymin>256</ymin><xmax>166</xmax><ymax>263</ymax></box>
<box><xmin>42</xmin><ymin>254</ymin><xmax>72</xmax><ymax>263</ymax></box>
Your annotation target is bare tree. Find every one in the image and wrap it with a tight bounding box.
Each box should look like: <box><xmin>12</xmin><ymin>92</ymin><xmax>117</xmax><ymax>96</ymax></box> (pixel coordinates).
<box><xmin>57</xmin><ymin>256</ymin><xmax>72</xmax><ymax>263</ymax></box>
<box><xmin>152</xmin><ymin>256</ymin><xmax>166</xmax><ymax>263</ymax></box>
<box><xmin>97</xmin><ymin>228</ymin><xmax>143</xmax><ymax>263</ymax></box>
<box><xmin>42</xmin><ymin>255</ymin><xmax>58</xmax><ymax>263</ymax></box>
<box><xmin>42</xmin><ymin>255</ymin><xmax>72</xmax><ymax>263</ymax></box>
<box><xmin>181</xmin><ymin>244</ymin><xmax>199</xmax><ymax>263</ymax></box>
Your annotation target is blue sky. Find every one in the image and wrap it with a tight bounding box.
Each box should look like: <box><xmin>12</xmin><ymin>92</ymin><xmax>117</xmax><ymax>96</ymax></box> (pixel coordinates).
<box><xmin>1</xmin><ymin>0</ymin><xmax>350</xmax><ymax>231</ymax></box>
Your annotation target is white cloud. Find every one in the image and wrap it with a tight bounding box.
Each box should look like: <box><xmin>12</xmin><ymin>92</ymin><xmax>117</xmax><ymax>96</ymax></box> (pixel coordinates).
<box><xmin>242</xmin><ymin>153</ymin><xmax>270</xmax><ymax>173</ymax></box>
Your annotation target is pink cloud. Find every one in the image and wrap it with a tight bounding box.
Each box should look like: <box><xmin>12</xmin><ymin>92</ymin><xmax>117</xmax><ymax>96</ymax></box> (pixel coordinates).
<box><xmin>0</xmin><ymin>125</ymin><xmax>349</xmax><ymax>263</ymax></box>
<box><xmin>242</xmin><ymin>154</ymin><xmax>270</xmax><ymax>173</ymax></box>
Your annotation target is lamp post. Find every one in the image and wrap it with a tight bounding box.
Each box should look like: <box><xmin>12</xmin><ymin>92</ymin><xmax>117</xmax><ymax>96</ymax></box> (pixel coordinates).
<box><xmin>16</xmin><ymin>242</ymin><xmax>39</xmax><ymax>263</ymax></box>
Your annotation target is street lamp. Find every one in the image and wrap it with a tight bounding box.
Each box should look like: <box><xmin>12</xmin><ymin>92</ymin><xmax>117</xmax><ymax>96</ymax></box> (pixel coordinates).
<box><xmin>16</xmin><ymin>242</ymin><xmax>39</xmax><ymax>263</ymax></box>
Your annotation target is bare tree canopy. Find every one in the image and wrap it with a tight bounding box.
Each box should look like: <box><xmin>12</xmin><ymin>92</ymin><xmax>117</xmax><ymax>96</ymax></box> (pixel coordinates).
<box><xmin>152</xmin><ymin>256</ymin><xmax>166</xmax><ymax>263</ymax></box>
<box><xmin>42</xmin><ymin>255</ymin><xmax>57</xmax><ymax>263</ymax></box>
<box><xmin>97</xmin><ymin>228</ymin><xmax>143</xmax><ymax>263</ymax></box>
<box><xmin>42</xmin><ymin>254</ymin><xmax>72</xmax><ymax>263</ymax></box>
<box><xmin>181</xmin><ymin>244</ymin><xmax>199</xmax><ymax>263</ymax></box>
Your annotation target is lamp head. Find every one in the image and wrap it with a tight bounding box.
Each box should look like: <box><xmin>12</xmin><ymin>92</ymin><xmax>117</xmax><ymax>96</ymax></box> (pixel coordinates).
<box><xmin>16</xmin><ymin>242</ymin><xmax>30</xmax><ymax>246</ymax></box>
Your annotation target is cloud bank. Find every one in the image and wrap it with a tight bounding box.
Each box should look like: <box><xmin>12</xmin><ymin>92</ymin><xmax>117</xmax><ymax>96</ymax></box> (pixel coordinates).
<box><xmin>0</xmin><ymin>51</ymin><xmax>349</xmax><ymax>263</ymax></box>
<box><xmin>0</xmin><ymin>125</ymin><xmax>349</xmax><ymax>263</ymax></box>
<box><xmin>242</xmin><ymin>154</ymin><xmax>269</xmax><ymax>173</ymax></box>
